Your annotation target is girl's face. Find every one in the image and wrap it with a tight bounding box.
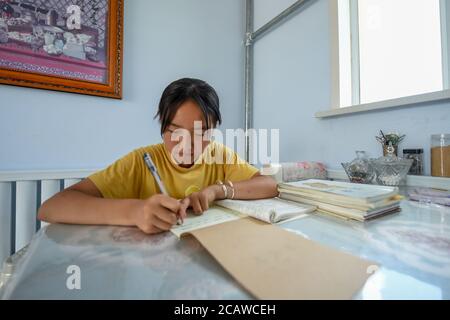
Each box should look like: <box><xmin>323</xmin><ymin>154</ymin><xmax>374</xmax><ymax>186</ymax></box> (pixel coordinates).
<box><xmin>162</xmin><ymin>100</ymin><xmax>212</xmax><ymax>168</ymax></box>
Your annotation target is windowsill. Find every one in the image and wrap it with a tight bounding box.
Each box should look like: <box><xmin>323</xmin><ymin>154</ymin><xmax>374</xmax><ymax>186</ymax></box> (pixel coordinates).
<box><xmin>315</xmin><ymin>89</ymin><xmax>450</xmax><ymax>119</ymax></box>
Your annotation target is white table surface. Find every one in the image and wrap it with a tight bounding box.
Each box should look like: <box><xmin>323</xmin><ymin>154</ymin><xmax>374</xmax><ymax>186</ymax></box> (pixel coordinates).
<box><xmin>1</xmin><ymin>191</ymin><xmax>450</xmax><ymax>299</ymax></box>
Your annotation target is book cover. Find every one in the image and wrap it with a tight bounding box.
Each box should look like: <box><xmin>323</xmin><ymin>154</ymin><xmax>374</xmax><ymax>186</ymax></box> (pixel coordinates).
<box><xmin>279</xmin><ymin>179</ymin><xmax>398</xmax><ymax>203</ymax></box>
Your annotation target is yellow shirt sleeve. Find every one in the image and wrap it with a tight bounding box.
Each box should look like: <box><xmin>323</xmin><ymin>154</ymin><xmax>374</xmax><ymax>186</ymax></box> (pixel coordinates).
<box><xmin>88</xmin><ymin>150</ymin><xmax>144</xmax><ymax>199</ymax></box>
<box><xmin>222</xmin><ymin>145</ymin><xmax>259</xmax><ymax>182</ymax></box>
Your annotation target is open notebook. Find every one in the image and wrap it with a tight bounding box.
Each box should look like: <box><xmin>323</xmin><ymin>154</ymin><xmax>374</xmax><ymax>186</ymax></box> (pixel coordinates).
<box><xmin>171</xmin><ymin>198</ymin><xmax>316</xmax><ymax>238</ymax></box>
<box><xmin>216</xmin><ymin>198</ymin><xmax>316</xmax><ymax>224</ymax></box>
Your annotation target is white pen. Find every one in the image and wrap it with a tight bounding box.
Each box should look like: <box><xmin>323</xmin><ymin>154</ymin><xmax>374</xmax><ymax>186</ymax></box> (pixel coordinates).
<box><xmin>143</xmin><ymin>153</ymin><xmax>183</xmax><ymax>225</ymax></box>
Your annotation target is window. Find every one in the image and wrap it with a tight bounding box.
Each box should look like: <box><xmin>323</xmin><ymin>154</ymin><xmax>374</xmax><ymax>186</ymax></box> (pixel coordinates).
<box><xmin>334</xmin><ymin>0</ymin><xmax>450</xmax><ymax>108</ymax></box>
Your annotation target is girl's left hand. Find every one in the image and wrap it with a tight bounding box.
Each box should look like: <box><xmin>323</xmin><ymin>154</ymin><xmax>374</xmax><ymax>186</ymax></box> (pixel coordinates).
<box><xmin>179</xmin><ymin>185</ymin><xmax>222</xmax><ymax>216</ymax></box>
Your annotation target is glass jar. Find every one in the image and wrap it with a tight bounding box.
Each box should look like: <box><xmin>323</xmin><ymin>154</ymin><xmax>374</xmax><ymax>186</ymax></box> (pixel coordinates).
<box><xmin>431</xmin><ymin>134</ymin><xmax>450</xmax><ymax>178</ymax></box>
<box><xmin>372</xmin><ymin>143</ymin><xmax>413</xmax><ymax>186</ymax></box>
<box><xmin>341</xmin><ymin>151</ymin><xmax>375</xmax><ymax>184</ymax></box>
<box><xmin>403</xmin><ymin>149</ymin><xmax>424</xmax><ymax>176</ymax></box>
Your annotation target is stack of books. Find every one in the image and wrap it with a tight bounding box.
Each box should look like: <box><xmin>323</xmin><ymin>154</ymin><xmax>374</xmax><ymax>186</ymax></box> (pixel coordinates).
<box><xmin>278</xmin><ymin>179</ymin><xmax>402</xmax><ymax>222</ymax></box>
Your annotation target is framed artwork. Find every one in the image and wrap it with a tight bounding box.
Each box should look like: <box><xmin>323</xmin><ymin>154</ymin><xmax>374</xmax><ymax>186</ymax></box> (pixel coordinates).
<box><xmin>0</xmin><ymin>0</ymin><xmax>123</xmax><ymax>99</ymax></box>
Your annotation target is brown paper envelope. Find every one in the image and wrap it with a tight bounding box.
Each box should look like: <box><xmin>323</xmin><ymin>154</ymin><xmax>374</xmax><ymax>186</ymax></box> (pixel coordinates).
<box><xmin>190</xmin><ymin>217</ymin><xmax>378</xmax><ymax>300</ymax></box>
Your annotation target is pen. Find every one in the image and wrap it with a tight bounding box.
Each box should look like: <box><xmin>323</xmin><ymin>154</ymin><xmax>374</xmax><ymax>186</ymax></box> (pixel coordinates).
<box><xmin>143</xmin><ymin>152</ymin><xmax>183</xmax><ymax>225</ymax></box>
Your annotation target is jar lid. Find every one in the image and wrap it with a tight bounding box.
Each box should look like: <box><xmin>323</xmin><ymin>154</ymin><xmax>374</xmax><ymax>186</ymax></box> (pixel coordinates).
<box><xmin>403</xmin><ymin>149</ymin><xmax>423</xmax><ymax>154</ymax></box>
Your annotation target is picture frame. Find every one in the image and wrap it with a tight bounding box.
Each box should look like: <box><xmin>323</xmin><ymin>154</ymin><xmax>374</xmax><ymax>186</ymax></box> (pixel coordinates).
<box><xmin>0</xmin><ymin>0</ymin><xmax>123</xmax><ymax>99</ymax></box>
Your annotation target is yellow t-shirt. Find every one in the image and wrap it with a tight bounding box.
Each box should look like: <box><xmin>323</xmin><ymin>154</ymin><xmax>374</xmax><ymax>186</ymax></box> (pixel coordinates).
<box><xmin>88</xmin><ymin>142</ymin><xmax>259</xmax><ymax>199</ymax></box>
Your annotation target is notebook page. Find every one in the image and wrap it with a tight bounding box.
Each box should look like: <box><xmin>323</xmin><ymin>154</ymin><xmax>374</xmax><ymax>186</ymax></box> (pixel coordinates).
<box><xmin>170</xmin><ymin>206</ymin><xmax>244</xmax><ymax>238</ymax></box>
<box><xmin>216</xmin><ymin>198</ymin><xmax>316</xmax><ymax>224</ymax></box>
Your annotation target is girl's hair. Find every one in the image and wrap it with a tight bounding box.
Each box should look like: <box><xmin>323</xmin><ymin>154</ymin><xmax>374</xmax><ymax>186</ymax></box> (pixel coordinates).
<box><xmin>155</xmin><ymin>78</ymin><xmax>222</xmax><ymax>136</ymax></box>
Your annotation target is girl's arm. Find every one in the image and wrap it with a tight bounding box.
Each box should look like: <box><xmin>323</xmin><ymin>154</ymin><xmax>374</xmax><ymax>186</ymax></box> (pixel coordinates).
<box><xmin>227</xmin><ymin>174</ymin><xmax>279</xmax><ymax>200</ymax></box>
<box><xmin>181</xmin><ymin>174</ymin><xmax>279</xmax><ymax>214</ymax></box>
<box><xmin>38</xmin><ymin>179</ymin><xmax>181</xmax><ymax>234</ymax></box>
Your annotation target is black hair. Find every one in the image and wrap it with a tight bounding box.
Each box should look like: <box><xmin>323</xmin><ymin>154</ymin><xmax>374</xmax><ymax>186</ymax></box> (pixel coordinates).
<box><xmin>155</xmin><ymin>78</ymin><xmax>222</xmax><ymax>136</ymax></box>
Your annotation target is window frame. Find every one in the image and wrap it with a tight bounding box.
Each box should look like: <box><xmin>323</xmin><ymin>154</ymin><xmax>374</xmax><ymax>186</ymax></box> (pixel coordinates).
<box><xmin>320</xmin><ymin>0</ymin><xmax>450</xmax><ymax>119</ymax></box>
<box><xmin>441</xmin><ymin>0</ymin><xmax>450</xmax><ymax>89</ymax></box>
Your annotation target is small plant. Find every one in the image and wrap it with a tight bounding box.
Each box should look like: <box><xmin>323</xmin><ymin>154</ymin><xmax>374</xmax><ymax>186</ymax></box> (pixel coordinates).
<box><xmin>376</xmin><ymin>131</ymin><xmax>405</xmax><ymax>147</ymax></box>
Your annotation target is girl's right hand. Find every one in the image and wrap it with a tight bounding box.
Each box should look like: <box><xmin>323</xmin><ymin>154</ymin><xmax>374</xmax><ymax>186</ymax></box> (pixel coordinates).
<box><xmin>132</xmin><ymin>194</ymin><xmax>183</xmax><ymax>234</ymax></box>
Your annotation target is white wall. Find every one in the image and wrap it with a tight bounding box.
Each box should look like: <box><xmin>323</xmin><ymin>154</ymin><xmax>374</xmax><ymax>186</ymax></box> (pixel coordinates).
<box><xmin>253</xmin><ymin>0</ymin><xmax>450</xmax><ymax>175</ymax></box>
<box><xmin>1</xmin><ymin>0</ymin><xmax>448</xmax><ymax>176</ymax></box>
<box><xmin>0</xmin><ymin>0</ymin><xmax>245</xmax><ymax>171</ymax></box>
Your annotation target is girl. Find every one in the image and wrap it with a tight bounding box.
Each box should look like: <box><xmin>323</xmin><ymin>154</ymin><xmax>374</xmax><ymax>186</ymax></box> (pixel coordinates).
<box><xmin>38</xmin><ymin>78</ymin><xmax>278</xmax><ymax>234</ymax></box>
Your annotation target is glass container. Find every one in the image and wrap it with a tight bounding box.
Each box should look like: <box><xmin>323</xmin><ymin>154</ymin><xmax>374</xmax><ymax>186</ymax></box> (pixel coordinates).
<box><xmin>342</xmin><ymin>151</ymin><xmax>375</xmax><ymax>184</ymax></box>
<box><xmin>431</xmin><ymin>134</ymin><xmax>450</xmax><ymax>178</ymax></box>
